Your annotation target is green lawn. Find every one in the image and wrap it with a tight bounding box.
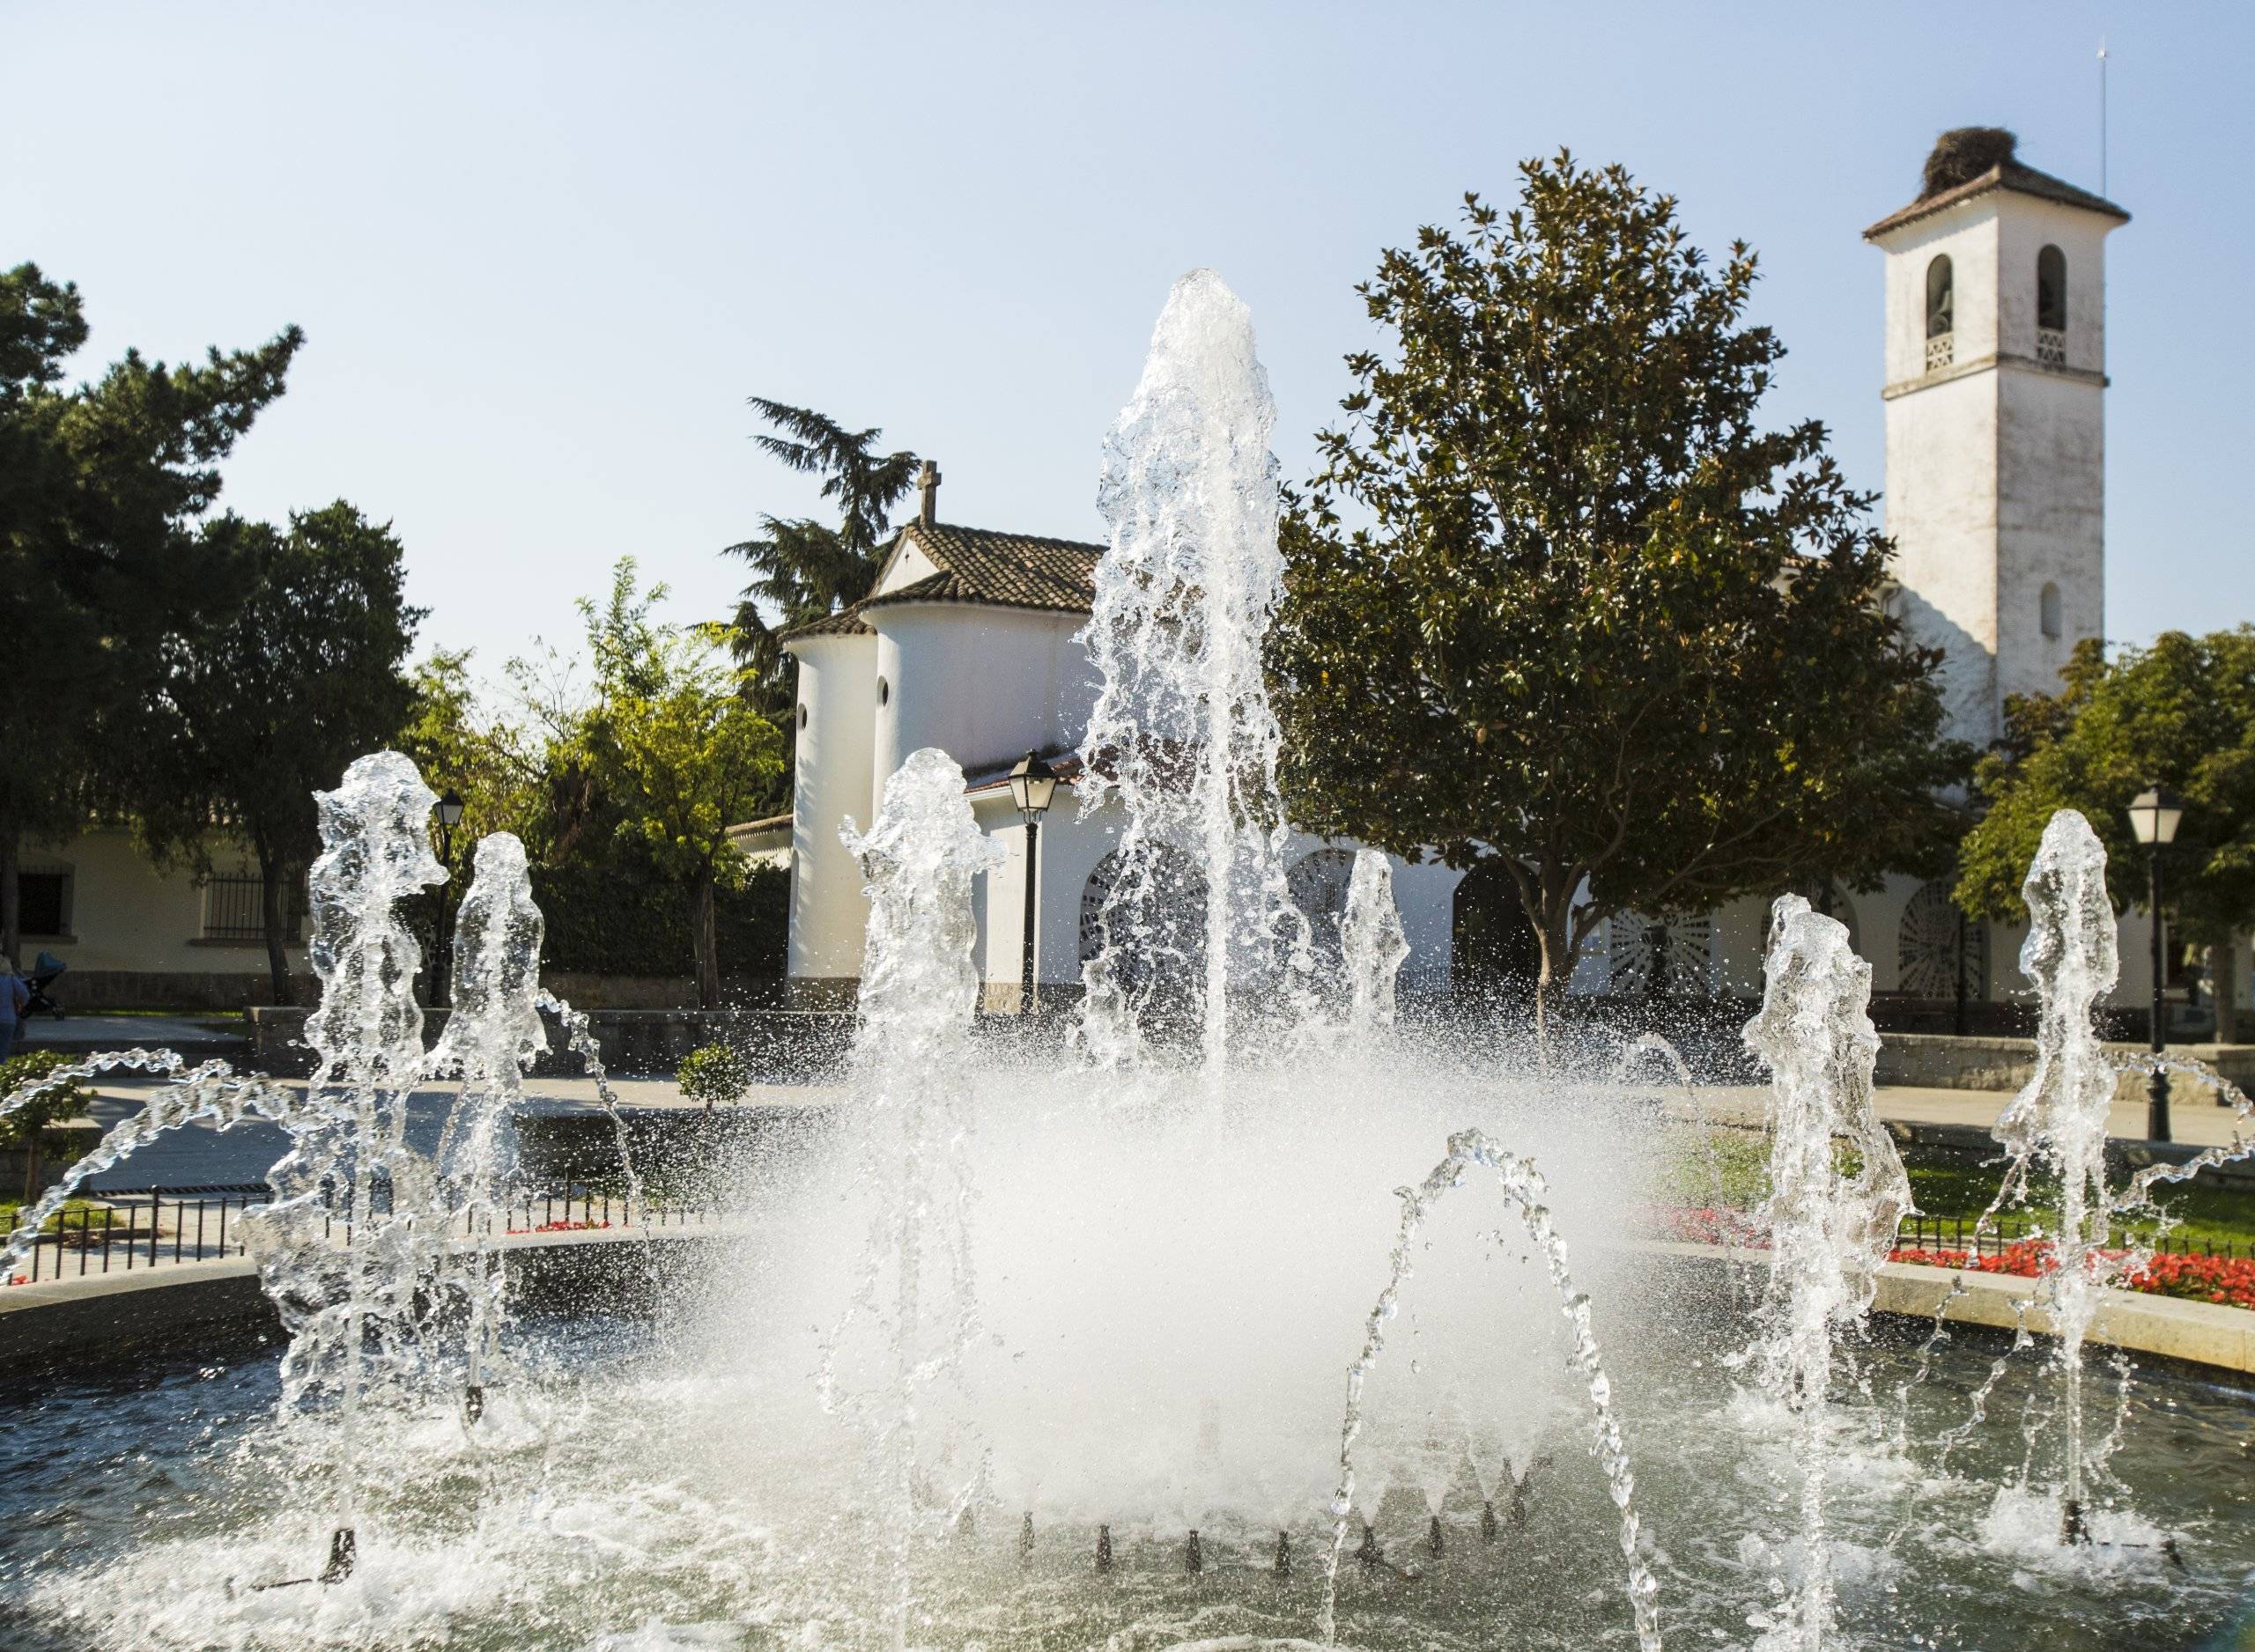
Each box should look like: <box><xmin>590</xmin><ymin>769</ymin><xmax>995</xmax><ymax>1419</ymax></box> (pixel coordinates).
<box><xmin>1666</xmin><ymin>1125</ymin><xmax>2255</xmax><ymax>1252</ymax></box>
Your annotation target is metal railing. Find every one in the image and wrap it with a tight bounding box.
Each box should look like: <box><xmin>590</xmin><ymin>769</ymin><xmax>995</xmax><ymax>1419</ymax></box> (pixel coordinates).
<box><xmin>199</xmin><ymin>874</ymin><xmax>303</xmax><ymax>943</ymax></box>
<box><xmin>1895</xmin><ymin>1212</ymin><xmax>2249</xmax><ymax>1263</ymax></box>
<box><xmin>4</xmin><ymin>1184</ymin><xmax>722</xmax><ymax>1285</ymax></box>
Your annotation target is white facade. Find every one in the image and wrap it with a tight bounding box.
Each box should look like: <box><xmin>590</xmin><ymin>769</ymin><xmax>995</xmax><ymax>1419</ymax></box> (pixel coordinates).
<box><xmin>770</xmin><ymin>136</ymin><xmax>2244</xmax><ymax>1031</ymax></box>
<box><xmin>1869</xmin><ymin>171</ymin><xmax>2124</xmax><ymax>746</ymax></box>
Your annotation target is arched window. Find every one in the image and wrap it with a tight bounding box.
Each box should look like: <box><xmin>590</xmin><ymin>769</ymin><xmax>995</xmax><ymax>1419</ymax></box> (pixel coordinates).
<box><xmin>1924</xmin><ymin>254</ymin><xmax>1955</xmax><ymax>372</ymax></box>
<box><xmin>2036</xmin><ymin>246</ymin><xmax>2067</xmax><ymax>365</ymax></box>
<box><xmin>2037</xmin><ymin>246</ymin><xmax>2067</xmax><ymax>331</ymax></box>
<box><xmin>2040</xmin><ymin>581</ymin><xmax>2063</xmax><ymax>639</ymax></box>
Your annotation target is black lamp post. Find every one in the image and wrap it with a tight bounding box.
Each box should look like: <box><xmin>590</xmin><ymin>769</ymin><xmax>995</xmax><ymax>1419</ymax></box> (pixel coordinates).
<box><xmin>2127</xmin><ymin>785</ymin><xmax>2185</xmax><ymax>1141</ymax></box>
<box><xmin>433</xmin><ymin>788</ymin><xmax>466</xmax><ymax>1009</ymax></box>
<box><xmin>1007</xmin><ymin>751</ymin><xmax>1059</xmax><ymax>1017</ymax></box>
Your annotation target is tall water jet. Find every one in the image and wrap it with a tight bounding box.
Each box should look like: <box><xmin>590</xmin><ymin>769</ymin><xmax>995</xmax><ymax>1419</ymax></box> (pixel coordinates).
<box><xmin>1338</xmin><ymin>847</ymin><xmax>1409</xmax><ymax>1043</ymax></box>
<box><xmin>1741</xmin><ymin>894</ymin><xmax>1912</xmax><ymax>1649</ymax></box>
<box><xmin>1076</xmin><ymin>269</ymin><xmax>1312</xmax><ymax>1075</ymax></box>
<box><xmin>1990</xmin><ymin>809</ymin><xmax>2120</xmax><ymax>1540</ymax></box>
<box><xmin>264</xmin><ymin>752</ymin><xmax>449</xmax><ymax>1560</ymax></box>
<box><xmin>430</xmin><ymin>831</ymin><xmax>548</xmax><ymax>1415</ymax></box>
<box><xmin>827</xmin><ymin>747</ymin><xmax>1005</xmax><ymax>1648</ymax></box>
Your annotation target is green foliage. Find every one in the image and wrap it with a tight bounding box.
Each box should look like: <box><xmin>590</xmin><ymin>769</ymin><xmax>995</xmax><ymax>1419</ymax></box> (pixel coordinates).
<box><xmin>504</xmin><ymin>562</ymin><xmax>786</xmax><ymax>1005</ymax></box>
<box><xmin>0</xmin><ymin>1050</ymin><xmax>85</xmax><ymax>1147</ymax></box>
<box><xmin>724</xmin><ymin>401</ymin><xmax>920</xmax><ymax>815</ymax></box>
<box><xmin>137</xmin><ymin>503</ymin><xmax>425</xmax><ymax>1001</ymax></box>
<box><xmin>1268</xmin><ymin>159</ymin><xmax>1965</xmax><ymax>1020</ymax></box>
<box><xmin>530</xmin><ymin>855</ymin><xmax>787</xmax><ymax>979</ymax></box>
<box><xmin>1956</xmin><ymin>629</ymin><xmax>2255</xmax><ymax>944</ymax></box>
<box><xmin>0</xmin><ymin>262</ymin><xmax>300</xmax><ymax>962</ymax></box>
<box><xmin>396</xmin><ymin>649</ymin><xmax>545</xmax><ymax>851</ymax></box>
<box><xmin>676</xmin><ymin>1041</ymin><xmax>751</xmax><ymax>1106</ymax></box>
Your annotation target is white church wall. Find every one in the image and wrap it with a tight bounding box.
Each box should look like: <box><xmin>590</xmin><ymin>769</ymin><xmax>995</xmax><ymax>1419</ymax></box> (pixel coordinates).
<box><xmin>1995</xmin><ymin>362</ymin><xmax>2105</xmax><ymax>704</ymax></box>
<box><xmin>872</xmin><ymin>606</ymin><xmax>1096</xmax><ymax>803</ymax></box>
<box><xmin>1885</xmin><ymin>368</ymin><xmax>2000</xmax><ymax>743</ymax></box>
<box><xmin>784</xmin><ymin>631</ymin><xmax>879</xmax><ymax>994</ymax></box>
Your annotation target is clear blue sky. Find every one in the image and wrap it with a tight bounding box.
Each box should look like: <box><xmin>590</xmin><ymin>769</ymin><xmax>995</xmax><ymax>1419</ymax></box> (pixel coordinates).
<box><xmin>11</xmin><ymin>3</ymin><xmax>2251</xmax><ymax>681</ymax></box>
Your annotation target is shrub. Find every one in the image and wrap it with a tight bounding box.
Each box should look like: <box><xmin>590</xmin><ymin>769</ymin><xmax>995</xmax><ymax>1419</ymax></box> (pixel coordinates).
<box><xmin>0</xmin><ymin>1051</ymin><xmax>85</xmax><ymax>1148</ymax></box>
<box><xmin>676</xmin><ymin>1043</ymin><xmax>750</xmax><ymax>1109</ymax></box>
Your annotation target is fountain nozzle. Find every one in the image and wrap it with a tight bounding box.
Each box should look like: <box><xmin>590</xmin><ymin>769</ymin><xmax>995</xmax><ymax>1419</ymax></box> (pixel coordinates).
<box><xmin>463</xmin><ymin>1383</ymin><xmax>484</xmax><ymax>1424</ymax></box>
<box><xmin>2063</xmin><ymin>1497</ymin><xmax>2089</xmax><ymax>1545</ymax></box>
<box><xmin>1274</xmin><ymin>1530</ymin><xmax>1292</xmax><ymax>1576</ymax></box>
<box><xmin>1095</xmin><ymin>1524</ymin><xmax>1113</xmax><ymax>1573</ymax></box>
<box><xmin>1019</xmin><ymin>1512</ymin><xmax>1034</xmax><ymax>1565</ymax></box>
<box><xmin>1186</xmin><ymin>1530</ymin><xmax>1202</xmax><ymax>1574</ymax></box>
<box><xmin>1356</xmin><ymin>1523</ymin><xmax>1382</xmax><ymax>1568</ymax></box>
<box><xmin>1428</xmin><ymin>1514</ymin><xmax>1445</xmax><ymax>1557</ymax></box>
<box><xmin>1481</xmin><ymin>1501</ymin><xmax>1498</xmax><ymax>1544</ymax></box>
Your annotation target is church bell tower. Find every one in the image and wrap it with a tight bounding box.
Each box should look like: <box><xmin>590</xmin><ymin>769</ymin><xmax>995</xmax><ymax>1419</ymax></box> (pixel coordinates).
<box><xmin>1866</xmin><ymin>128</ymin><xmax>2129</xmax><ymax>748</ymax></box>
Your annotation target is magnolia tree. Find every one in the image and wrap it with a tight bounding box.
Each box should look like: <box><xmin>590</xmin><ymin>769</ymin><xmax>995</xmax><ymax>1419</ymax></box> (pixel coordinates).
<box><xmin>1268</xmin><ymin>158</ymin><xmax>1964</xmax><ymax>1032</ymax></box>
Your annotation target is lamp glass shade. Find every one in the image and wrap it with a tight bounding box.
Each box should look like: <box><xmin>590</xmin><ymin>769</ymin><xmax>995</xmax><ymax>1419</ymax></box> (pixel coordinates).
<box><xmin>437</xmin><ymin>790</ymin><xmax>467</xmax><ymax>829</ymax></box>
<box><xmin>2126</xmin><ymin>786</ymin><xmax>2184</xmax><ymax>847</ymax></box>
<box><xmin>1008</xmin><ymin>752</ymin><xmax>1058</xmax><ymax>820</ymax></box>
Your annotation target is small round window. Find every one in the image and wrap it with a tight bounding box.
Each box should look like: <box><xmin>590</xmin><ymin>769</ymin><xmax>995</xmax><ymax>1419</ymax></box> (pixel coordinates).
<box><xmin>796</xmin><ymin>702</ymin><xmax>809</xmax><ymax>730</ymax></box>
<box><xmin>876</xmin><ymin>676</ymin><xmax>891</xmax><ymax>707</ymax></box>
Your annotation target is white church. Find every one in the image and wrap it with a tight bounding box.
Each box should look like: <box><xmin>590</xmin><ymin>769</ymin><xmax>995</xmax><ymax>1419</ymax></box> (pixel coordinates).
<box><xmin>753</xmin><ymin>129</ymin><xmax>2239</xmax><ymax>1032</ymax></box>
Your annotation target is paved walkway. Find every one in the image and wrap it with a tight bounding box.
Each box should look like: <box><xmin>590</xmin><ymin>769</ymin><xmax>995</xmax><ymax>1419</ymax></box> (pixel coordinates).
<box><xmin>37</xmin><ymin>1072</ymin><xmax>2251</xmax><ymax>1195</ymax></box>
<box><xmin>61</xmin><ymin>1074</ymin><xmax>832</xmax><ymax>1192</ymax></box>
<box><xmin>17</xmin><ymin>1014</ymin><xmax>243</xmax><ymax>1051</ymax></box>
<box><xmin>1681</xmin><ymin>1083</ymin><xmax>2248</xmax><ymax>1151</ymax></box>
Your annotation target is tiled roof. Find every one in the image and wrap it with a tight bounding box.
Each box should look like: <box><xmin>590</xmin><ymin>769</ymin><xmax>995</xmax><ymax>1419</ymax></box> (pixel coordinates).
<box><xmin>1864</xmin><ymin>161</ymin><xmax>2129</xmax><ymax>240</ymax></box>
<box><xmin>777</xmin><ymin>602</ymin><xmax>874</xmax><ymax>642</ymax></box>
<box><xmin>778</xmin><ymin>520</ymin><xmax>1104</xmax><ymax>645</ymax></box>
<box><xmin>862</xmin><ymin>521</ymin><xmax>1103</xmax><ymax>616</ymax></box>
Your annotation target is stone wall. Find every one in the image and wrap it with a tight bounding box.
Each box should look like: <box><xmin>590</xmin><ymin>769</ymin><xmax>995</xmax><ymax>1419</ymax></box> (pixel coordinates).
<box><xmin>1877</xmin><ymin>1032</ymin><xmax>2255</xmax><ymax>1105</ymax></box>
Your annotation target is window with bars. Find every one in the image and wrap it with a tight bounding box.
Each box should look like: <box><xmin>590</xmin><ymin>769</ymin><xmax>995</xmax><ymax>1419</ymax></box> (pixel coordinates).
<box><xmin>200</xmin><ymin>874</ymin><xmax>305</xmax><ymax>943</ymax></box>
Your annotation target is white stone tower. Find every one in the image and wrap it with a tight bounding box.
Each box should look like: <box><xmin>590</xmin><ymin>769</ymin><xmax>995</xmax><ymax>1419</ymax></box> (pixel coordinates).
<box><xmin>1866</xmin><ymin>129</ymin><xmax>2128</xmax><ymax>747</ymax></box>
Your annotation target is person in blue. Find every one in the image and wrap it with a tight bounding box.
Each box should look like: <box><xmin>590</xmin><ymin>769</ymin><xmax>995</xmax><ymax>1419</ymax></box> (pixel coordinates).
<box><xmin>0</xmin><ymin>964</ymin><xmax>26</xmax><ymax>1064</ymax></box>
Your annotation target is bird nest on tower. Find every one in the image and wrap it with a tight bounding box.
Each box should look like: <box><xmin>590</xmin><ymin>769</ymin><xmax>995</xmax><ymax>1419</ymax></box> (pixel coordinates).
<box><xmin>1922</xmin><ymin>127</ymin><xmax>2019</xmax><ymax>198</ymax></box>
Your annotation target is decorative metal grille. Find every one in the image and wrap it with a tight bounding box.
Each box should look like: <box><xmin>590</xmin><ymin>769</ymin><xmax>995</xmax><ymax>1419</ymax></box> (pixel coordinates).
<box><xmin>1896</xmin><ymin>878</ymin><xmax>1985</xmax><ymax>999</ymax></box>
<box><xmin>1286</xmin><ymin>847</ymin><xmax>1357</xmax><ymax>972</ymax></box>
<box><xmin>1925</xmin><ymin>334</ymin><xmax>1955</xmax><ymax>373</ymax></box>
<box><xmin>201</xmin><ymin>874</ymin><xmax>303</xmax><ymax>943</ymax></box>
<box><xmin>1608</xmin><ymin>911</ymin><xmax>1714</xmax><ymax>997</ymax></box>
<box><xmin>2037</xmin><ymin>327</ymin><xmax>2066</xmax><ymax>367</ymax></box>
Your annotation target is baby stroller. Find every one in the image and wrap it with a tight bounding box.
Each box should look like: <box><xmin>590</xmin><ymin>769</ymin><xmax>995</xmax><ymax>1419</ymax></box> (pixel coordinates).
<box><xmin>23</xmin><ymin>952</ymin><xmax>64</xmax><ymax>1019</ymax></box>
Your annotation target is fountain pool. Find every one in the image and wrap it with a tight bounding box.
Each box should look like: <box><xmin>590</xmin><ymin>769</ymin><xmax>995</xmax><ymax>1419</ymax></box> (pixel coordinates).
<box><xmin>2</xmin><ymin>1281</ymin><xmax>2250</xmax><ymax>1651</ymax></box>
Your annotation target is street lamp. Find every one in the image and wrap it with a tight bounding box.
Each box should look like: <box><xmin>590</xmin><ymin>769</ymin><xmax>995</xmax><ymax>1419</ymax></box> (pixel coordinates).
<box><xmin>1007</xmin><ymin>751</ymin><xmax>1060</xmax><ymax>1017</ymax></box>
<box><xmin>2127</xmin><ymin>785</ymin><xmax>2185</xmax><ymax>1141</ymax></box>
<box><xmin>434</xmin><ymin>788</ymin><xmax>466</xmax><ymax>1009</ymax></box>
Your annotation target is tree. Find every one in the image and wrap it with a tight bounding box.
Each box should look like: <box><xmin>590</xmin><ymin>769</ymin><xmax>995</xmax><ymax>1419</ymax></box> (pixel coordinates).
<box><xmin>556</xmin><ymin>562</ymin><xmax>784</xmax><ymax>1008</ymax></box>
<box><xmin>0</xmin><ymin>263</ymin><xmax>301</xmax><ymax>966</ymax></box>
<box><xmin>1267</xmin><ymin>162</ymin><xmax>1965</xmax><ymax>1033</ymax></box>
<box><xmin>724</xmin><ymin>400</ymin><xmax>919</xmax><ymax>796</ymax></box>
<box><xmin>1957</xmin><ymin>631</ymin><xmax>2255</xmax><ymax>1041</ymax></box>
<box><xmin>139</xmin><ymin>504</ymin><xmax>425</xmax><ymax>1002</ymax></box>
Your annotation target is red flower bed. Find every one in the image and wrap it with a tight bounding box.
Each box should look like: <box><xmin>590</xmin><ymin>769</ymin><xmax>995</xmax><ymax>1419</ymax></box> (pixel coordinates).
<box><xmin>1888</xmin><ymin>1238</ymin><xmax>2255</xmax><ymax>1311</ymax></box>
<box><xmin>506</xmin><ymin>1220</ymin><xmax>614</xmax><ymax>1235</ymax></box>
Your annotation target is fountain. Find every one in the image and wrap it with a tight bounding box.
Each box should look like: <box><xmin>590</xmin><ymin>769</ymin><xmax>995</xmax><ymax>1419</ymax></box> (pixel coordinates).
<box><xmin>3</xmin><ymin>275</ymin><xmax>2255</xmax><ymax>1652</ymax></box>
<box><xmin>1740</xmin><ymin>894</ymin><xmax>1911</xmax><ymax>1650</ymax></box>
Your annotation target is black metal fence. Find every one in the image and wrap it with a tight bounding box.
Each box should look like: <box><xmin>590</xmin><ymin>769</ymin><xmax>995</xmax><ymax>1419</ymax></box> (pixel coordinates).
<box><xmin>1896</xmin><ymin>1212</ymin><xmax>2251</xmax><ymax>1263</ymax></box>
<box><xmin>4</xmin><ymin>1184</ymin><xmax>721</xmax><ymax>1286</ymax></box>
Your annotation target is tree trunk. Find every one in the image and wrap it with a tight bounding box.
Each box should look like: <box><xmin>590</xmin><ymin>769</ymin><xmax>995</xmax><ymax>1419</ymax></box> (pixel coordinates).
<box><xmin>259</xmin><ymin>850</ymin><xmax>295</xmax><ymax>1007</ymax></box>
<box><xmin>0</xmin><ymin>824</ymin><xmax>18</xmax><ymax>973</ymax></box>
<box><xmin>2215</xmin><ymin>940</ymin><xmax>2242</xmax><ymax>1047</ymax></box>
<box><xmin>691</xmin><ymin>873</ymin><xmax>720</xmax><ymax>1010</ymax></box>
<box><xmin>1527</xmin><ymin>864</ymin><xmax>1579</xmax><ymax>1060</ymax></box>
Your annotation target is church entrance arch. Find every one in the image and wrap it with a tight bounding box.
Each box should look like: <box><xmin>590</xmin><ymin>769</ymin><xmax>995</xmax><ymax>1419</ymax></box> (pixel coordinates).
<box><xmin>1079</xmin><ymin>846</ymin><xmax>1209</xmax><ymax>1034</ymax></box>
<box><xmin>1452</xmin><ymin>858</ymin><xmax>1542</xmax><ymax>1001</ymax></box>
